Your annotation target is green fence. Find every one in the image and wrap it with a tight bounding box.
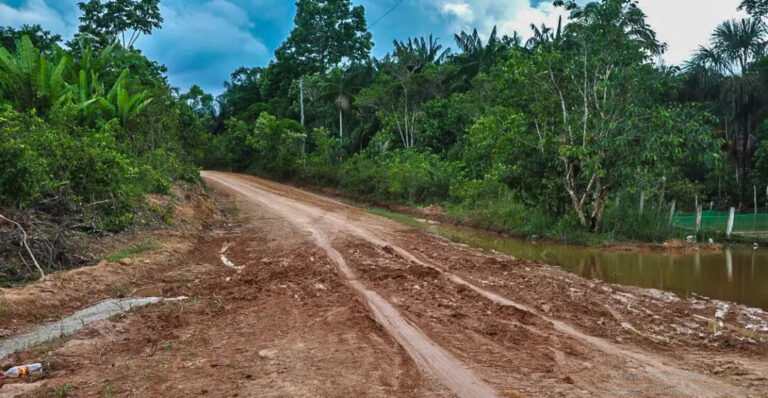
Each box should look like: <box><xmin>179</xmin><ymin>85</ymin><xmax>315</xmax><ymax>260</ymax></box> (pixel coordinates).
<box><xmin>673</xmin><ymin>210</ymin><xmax>768</xmax><ymax>237</ymax></box>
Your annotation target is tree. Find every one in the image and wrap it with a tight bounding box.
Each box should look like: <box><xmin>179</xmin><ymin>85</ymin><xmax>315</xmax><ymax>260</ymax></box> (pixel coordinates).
<box><xmin>275</xmin><ymin>0</ymin><xmax>372</xmax><ymax>76</ymax></box>
<box><xmin>246</xmin><ymin>112</ymin><xmax>307</xmax><ymax>177</ymax></box>
<box><xmin>0</xmin><ymin>25</ymin><xmax>62</xmax><ymax>54</ymax></box>
<box><xmin>76</xmin><ymin>0</ymin><xmax>163</xmax><ymax>49</ymax></box>
<box><xmin>318</xmin><ymin>67</ymin><xmax>363</xmax><ymax>139</ymax></box>
<box><xmin>687</xmin><ymin>18</ymin><xmax>767</xmax><ymax>205</ymax></box>
<box><xmin>453</xmin><ymin>26</ymin><xmax>511</xmax><ymax>89</ymax></box>
<box><xmin>358</xmin><ymin>50</ymin><xmax>446</xmax><ymax>150</ymax></box>
<box><xmin>218</xmin><ymin>66</ymin><xmax>266</xmax><ymax>124</ymax></box>
<box><xmin>741</xmin><ymin>0</ymin><xmax>768</xmax><ymax>17</ymax></box>
<box><xmin>394</xmin><ymin>35</ymin><xmax>451</xmax><ymax>70</ymax></box>
<box><xmin>513</xmin><ymin>0</ymin><xmax>714</xmax><ymax>230</ymax></box>
<box><xmin>180</xmin><ymin>85</ymin><xmax>216</xmax><ymax>119</ymax></box>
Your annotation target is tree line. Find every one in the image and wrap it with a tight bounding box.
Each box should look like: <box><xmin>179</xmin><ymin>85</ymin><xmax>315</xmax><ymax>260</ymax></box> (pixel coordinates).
<box><xmin>205</xmin><ymin>0</ymin><xmax>768</xmax><ymax>240</ymax></box>
<box><xmin>4</xmin><ymin>0</ymin><xmax>768</xmax><ymax>264</ymax></box>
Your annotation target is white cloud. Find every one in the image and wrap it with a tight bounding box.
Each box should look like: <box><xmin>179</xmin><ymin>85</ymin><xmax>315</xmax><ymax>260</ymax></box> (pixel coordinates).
<box><xmin>429</xmin><ymin>0</ymin><xmax>749</xmax><ymax>66</ymax></box>
<box><xmin>442</xmin><ymin>3</ymin><xmax>474</xmax><ymax>21</ymax></box>
<box><xmin>428</xmin><ymin>0</ymin><xmax>568</xmax><ymax>40</ymax></box>
<box><xmin>637</xmin><ymin>0</ymin><xmax>747</xmax><ymax>65</ymax></box>
<box><xmin>0</xmin><ymin>0</ymin><xmax>76</xmax><ymax>37</ymax></box>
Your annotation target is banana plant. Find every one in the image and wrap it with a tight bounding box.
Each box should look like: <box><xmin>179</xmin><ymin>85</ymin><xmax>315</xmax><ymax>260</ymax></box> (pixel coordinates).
<box><xmin>0</xmin><ymin>35</ymin><xmax>71</xmax><ymax>112</ymax></box>
<box><xmin>70</xmin><ymin>39</ymin><xmax>115</xmax><ymax>82</ymax></box>
<box><xmin>96</xmin><ymin>69</ymin><xmax>153</xmax><ymax>123</ymax></box>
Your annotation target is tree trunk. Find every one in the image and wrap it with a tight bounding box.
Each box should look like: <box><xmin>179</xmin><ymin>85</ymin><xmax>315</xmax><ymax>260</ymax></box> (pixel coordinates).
<box><xmin>339</xmin><ymin>109</ymin><xmax>343</xmax><ymax>139</ymax></box>
<box><xmin>589</xmin><ymin>178</ymin><xmax>607</xmax><ymax>232</ymax></box>
<box><xmin>563</xmin><ymin>159</ymin><xmax>589</xmax><ymax>227</ymax></box>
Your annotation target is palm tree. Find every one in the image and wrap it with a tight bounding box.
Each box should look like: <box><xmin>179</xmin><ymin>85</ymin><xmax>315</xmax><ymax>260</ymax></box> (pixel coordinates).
<box><xmin>320</xmin><ymin>67</ymin><xmax>364</xmax><ymax>139</ymax></box>
<box><xmin>565</xmin><ymin>0</ymin><xmax>665</xmax><ymax>56</ymax></box>
<box><xmin>454</xmin><ymin>26</ymin><xmax>505</xmax><ymax>76</ymax></box>
<box><xmin>393</xmin><ymin>35</ymin><xmax>451</xmax><ymax>73</ymax></box>
<box><xmin>687</xmin><ymin>18</ymin><xmax>767</xmax><ymax>205</ymax></box>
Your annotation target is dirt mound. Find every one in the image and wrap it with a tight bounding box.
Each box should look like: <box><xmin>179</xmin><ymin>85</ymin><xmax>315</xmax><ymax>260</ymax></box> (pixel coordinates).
<box><xmin>0</xmin><ymin>185</ymin><xmax>223</xmax><ymax>337</ymax></box>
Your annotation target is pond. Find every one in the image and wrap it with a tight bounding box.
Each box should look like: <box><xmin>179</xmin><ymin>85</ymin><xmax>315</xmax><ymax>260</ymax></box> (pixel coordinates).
<box><xmin>426</xmin><ymin>223</ymin><xmax>768</xmax><ymax>311</ymax></box>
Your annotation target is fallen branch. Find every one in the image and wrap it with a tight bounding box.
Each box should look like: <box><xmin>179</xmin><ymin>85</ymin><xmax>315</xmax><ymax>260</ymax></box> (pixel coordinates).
<box><xmin>0</xmin><ymin>212</ymin><xmax>46</xmax><ymax>280</ymax></box>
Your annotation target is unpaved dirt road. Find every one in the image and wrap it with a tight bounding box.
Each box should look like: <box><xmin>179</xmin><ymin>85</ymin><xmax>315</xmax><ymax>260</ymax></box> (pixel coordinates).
<box><xmin>2</xmin><ymin>171</ymin><xmax>768</xmax><ymax>397</ymax></box>
<box><xmin>198</xmin><ymin>172</ymin><xmax>768</xmax><ymax>398</ymax></box>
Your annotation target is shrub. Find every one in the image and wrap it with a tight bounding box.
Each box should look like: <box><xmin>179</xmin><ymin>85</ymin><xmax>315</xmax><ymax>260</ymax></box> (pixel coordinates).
<box><xmin>338</xmin><ymin>149</ymin><xmax>457</xmax><ymax>204</ymax></box>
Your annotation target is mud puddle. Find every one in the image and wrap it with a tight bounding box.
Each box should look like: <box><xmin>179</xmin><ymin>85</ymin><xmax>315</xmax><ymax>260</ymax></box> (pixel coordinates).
<box><xmin>427</xmin><ymin>224</ymin><xmax>768</xmax><ymax>310</ymax></box>
<box><xmin>0</xmin><ymin>297</ymin><xmax>185</xmax><ymax>360</ymax></box>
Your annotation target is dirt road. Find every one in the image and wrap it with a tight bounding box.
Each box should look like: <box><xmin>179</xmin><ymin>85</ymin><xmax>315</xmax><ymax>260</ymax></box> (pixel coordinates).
<box><xmin>199</xmin><ymin>172</ymin><xmax>768</xmax><ymax>397</ymax></box>
<box><xmin>2</xmin><ymin>171</ymin><xmax>768</xmax><ymax>397</ymax></box>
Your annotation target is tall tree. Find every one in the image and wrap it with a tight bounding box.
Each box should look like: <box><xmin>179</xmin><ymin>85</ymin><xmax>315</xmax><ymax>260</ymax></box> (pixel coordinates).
<box><xmin>394</xmin><ymin>35</ymin><xmax>451</xmax><ymax>70</ymax></box>
<box><xmin>76</xmin><ymin>0</ymin><xmax>163</xmax><ymax>49</ymax></box>
<box><xmin>514</xmin><ymin>0</ymin><xmax>715</xmax><ymax>230</ymax></box>
<box><xmin>741</xmin><ymin>0</ymin><xmax>768</xmax><ymax>17</ymax></box>
<box><xmin>318</xmin><ymin>67</ymin><xmax>365</xmax><ymax>139</ymax></box>
<box><xmin>275</xmin><ymin>0</ymin><xmax>373</xmax><ymax>76</ymax></box>
<box><xmin>453</xmin><ymin>26</ymin><xmax>510</xmax><ymax>89</ymax></box>
<box><xmin>687</xmin><ymin>18</ymin><xmax>767</xmax><ymax>205</ymax></box>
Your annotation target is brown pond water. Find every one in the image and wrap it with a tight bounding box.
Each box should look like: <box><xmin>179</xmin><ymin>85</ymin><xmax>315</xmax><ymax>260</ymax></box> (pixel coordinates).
<box><xmin>426</xmin><ymin>224</ymin><xmax>768</xmax><ymax>311</ymax></box>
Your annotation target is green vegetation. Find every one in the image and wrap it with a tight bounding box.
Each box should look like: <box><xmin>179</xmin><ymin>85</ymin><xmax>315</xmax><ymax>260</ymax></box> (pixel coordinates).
<box><xmin>207</xmin><ymin>0</ymin><xmax>768</xmax><ymax>243</ymax></box>
<box><xmin>0</xmin><ymin>1</ymin><xmax>211</xmax><ymax>283</ymax></box>
<box><xmin>52</xmin><ymin>383</ymin><xmax>75</xmax><ymax>398</ymax></box>
<box><xmin>103</xmin><ymin>237</ymin><xmax>162</xmax><ymax>262</ymax></box>
<box><xmin>5</xmin><ymin>0</ymin><xmax>768</xmax><ymax>288</ymax></box>
<box><xmin>367</xmin><ymin>208</ymin><xmax>425</xmax><ymax>229</ymax></box>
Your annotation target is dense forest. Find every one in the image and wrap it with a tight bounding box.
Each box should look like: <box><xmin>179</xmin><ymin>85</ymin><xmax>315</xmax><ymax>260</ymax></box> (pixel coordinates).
<box><xmin>3</xmin><ymin>0</ymin><xmax>768</xmax><ymax>281</ymax></box>
<box><xmin>208</xmin><ymin>0</ymin><xmax>768</xmax><ymax>241</ymax></box>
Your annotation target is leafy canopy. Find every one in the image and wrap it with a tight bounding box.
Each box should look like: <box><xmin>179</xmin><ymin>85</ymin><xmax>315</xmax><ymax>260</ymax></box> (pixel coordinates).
<box><xmin>76</xmin><ymin>0</ymin><xmax>163</xmax><ymax>49</ymax></box>
<box><xmin>275</xmin><ymin>0</ymin><xmax>373</xmax><ymax>75</ymax></box>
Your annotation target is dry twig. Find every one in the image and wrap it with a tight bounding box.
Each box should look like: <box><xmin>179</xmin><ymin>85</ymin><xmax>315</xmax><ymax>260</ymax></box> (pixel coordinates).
<box><xmin>0</xmin><ymin>212</ymin><xmax>46</xmax><ymax>280</ymax></box>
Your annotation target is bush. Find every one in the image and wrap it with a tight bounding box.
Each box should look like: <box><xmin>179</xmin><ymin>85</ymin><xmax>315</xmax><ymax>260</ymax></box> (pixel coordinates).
<box><xmin>600</xmin><ymin>192</ymin><xmax>679</xmax><ymax>242</ymax></box>
<box><xmin>338</xmin><ymin>149</ymin><xmax>457</xmax><ymax>204</ymax></box>
<box><xmin>0</xmin><ymin>105</ymin><xmax>198</xmax><ymax>230</ymax></box>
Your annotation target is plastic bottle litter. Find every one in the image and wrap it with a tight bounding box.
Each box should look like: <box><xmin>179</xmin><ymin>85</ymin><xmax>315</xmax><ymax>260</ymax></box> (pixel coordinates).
<box><xmin>1</xmin><ymin>363</ymin><xmax>43</xmax><ymax>378</ymax></box>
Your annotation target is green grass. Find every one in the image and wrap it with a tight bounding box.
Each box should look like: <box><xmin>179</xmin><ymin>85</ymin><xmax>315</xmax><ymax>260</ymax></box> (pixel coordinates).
<box><xmin>367</xmin><ymin>208</ymin><xmax>425</xmax><ymax>229</ymax></box>
<box><xmin>52</xmin><ymin>383</ymin><xmax>75</xmax><ymax>398</ymax></box>
<box><xmin>103</xmin><ymin>238</ymin><xmax>162</xmax><ymax>262</ymax></box>
<box><xmin>103</xmin><ymin>383</ymin><xmax>115</xmax><ymax>398</ymax></box>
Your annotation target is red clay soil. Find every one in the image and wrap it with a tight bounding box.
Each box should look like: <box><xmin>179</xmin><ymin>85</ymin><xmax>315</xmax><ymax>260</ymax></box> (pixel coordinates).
<box><xmin>1</xmin><ymin>171</ymin><xmax>767</xmax><ymax>397</ymax></box>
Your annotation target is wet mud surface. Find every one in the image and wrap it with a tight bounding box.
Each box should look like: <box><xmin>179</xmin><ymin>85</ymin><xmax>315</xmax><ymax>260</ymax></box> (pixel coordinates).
<box><xmin>1</xmin><ymin>172</ymin><xmax>767</xmax><ymax>397</ymax></box>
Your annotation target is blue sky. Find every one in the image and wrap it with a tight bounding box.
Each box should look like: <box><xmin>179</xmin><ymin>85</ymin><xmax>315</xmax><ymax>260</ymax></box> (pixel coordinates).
<box><xmin>0</xmin><ymin>0</ymin><xmax>749</xmax><ymax>95</ymax></box>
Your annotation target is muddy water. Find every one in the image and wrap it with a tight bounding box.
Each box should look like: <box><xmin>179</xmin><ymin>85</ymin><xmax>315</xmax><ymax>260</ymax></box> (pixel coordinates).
<box><xmin>427</xmin><ymin>224</ymin><xmax>768</xmax><ymax>310</ymax></box>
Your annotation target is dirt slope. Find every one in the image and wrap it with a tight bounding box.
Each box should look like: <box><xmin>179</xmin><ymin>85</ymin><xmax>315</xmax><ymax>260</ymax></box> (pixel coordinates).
<box><xmin>2</xmin><ymin>171</ymin><xmax>767</xmax><ymax>397</ymax></box>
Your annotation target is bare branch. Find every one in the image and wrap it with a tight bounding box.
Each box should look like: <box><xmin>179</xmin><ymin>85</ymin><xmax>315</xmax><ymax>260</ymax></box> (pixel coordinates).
<box><xmin>0</xmin><ymin>212</ymin><xmax>46</xmax><ymax>280</ymax></box>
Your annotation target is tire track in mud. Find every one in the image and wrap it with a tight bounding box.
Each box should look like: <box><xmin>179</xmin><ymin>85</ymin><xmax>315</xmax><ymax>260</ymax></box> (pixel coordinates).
<box><xmin>203</xmin><ymin>172</ymin><xmax>498</xmax><ymax>398</ymax></box>
<box><xmin>204</xmin><ymin>172</ymin><xmax>749</xmax><ymax>397</ymax></box>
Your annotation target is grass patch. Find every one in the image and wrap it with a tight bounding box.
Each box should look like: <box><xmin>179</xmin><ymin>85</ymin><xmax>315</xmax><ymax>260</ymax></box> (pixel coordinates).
<box><xmin>104</xmin><ymin>238</ymin><xmax>162</xmax><ymax>262</ymax></box>
<box><xmin>109</xmin><ymin>283</ymin><xmax>130</xmax><ymax>298</ymax></box>
<box><xmin>367</xmin><ymin>208</ymin><xmax>425</xmax><ymax>229</ymax></box>
<box><xmin>52</xmin><ymin>383</ymin><xmax>75</xmax><ymax>398</ymax></box>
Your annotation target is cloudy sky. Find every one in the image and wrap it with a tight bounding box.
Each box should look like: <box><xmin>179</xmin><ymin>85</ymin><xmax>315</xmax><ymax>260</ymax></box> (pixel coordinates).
<box><xmin>0</xmin><ymin>0</ymin><xmax>748</xmax><ymax>94</ymax></box>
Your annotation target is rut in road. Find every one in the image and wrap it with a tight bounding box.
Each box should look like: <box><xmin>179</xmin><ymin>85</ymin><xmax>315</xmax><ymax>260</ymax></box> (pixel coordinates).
<box><xmin>203</xmin><ymin>172</ymin><xmax>499</xmax><ymax>398</ymax></box>
<box><xmin>204</xmin><ymin>172</ymin><xmax>749</xmax><ymax>397</ymax></box>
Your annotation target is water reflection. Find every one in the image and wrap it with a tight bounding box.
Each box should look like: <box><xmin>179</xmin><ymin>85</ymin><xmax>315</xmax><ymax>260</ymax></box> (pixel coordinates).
<box><xmin>429</xmin><ymin>225</ymin><xmax>768</xmax><ymax>310</ymax></box>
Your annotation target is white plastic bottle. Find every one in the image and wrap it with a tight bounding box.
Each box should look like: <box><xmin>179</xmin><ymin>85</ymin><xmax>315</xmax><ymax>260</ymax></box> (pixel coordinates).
<box><xmin>1</xmin><ymin>363</ymin><xmax>43</xmax><ymax>378</ymax></box>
